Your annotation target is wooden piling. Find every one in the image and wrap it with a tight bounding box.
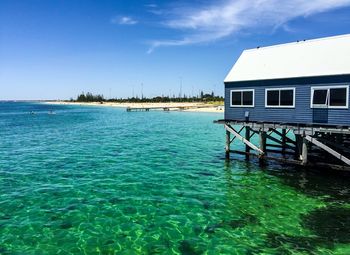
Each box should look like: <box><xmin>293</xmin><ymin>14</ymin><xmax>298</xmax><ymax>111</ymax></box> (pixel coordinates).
<box><xmin>245</xmin><ymin>127</ymin><xmax>250</xmax><ymax>159</ymax></box>
<box><xmin>225</xmin><ymin>130</ymin><xmax>231</xmax><ymax>159</ymax></box>
<box><xmin>336</xmin><ymin>133</ymin><xmax>343</xmax><ymax>144</ymax></box>
<box><xmin>282</xmin><ymin>129</ymin><xmax>287</xmax><ymax>154</ymax></box>
<box><xmin>295</xmin><ymin>134</ymin><xmax>302</xmax><ymax>159</ymax></box>
<box><xmin>302</xmin><ymin>137</ymin><xmax>308</xmax><ymax>165</ymax></box>
<box><xmin>259</xmin><ymin>131</ymin><xmax>266</xmax><ymax>159</ymax></box>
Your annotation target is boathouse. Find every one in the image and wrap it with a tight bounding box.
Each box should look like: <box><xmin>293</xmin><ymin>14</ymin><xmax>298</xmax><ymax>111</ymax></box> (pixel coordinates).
<box><xmin>218</xmin><ymin>34</ymin><xmax>350</xmax><ymax>170</ymax></box>
<box><xmin>224</xmin><ymin>34</ymin><xmax>350</xmax><ymax>125</ymax></box>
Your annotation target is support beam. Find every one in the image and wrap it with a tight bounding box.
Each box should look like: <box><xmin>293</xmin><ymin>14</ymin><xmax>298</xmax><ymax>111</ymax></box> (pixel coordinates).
<box><xmin>263</xmin><ymin>133</ymin><xmax>295</xmax><ymax>151</ymax></box>
<box><xmin>225</xmin><ymin>125</ymin><xmax>264</xmax><ymax>154</ymax></box>
<box><xmin>266</xmin><ymin>143</ymin><xmax>294</xmax><ymax>150</ymax></box>
<box><xmin>264</xmin><ymin>133</ymin><xmax>283</xmax><ymax>145</ymax></box>
<box><xmin>305</xmin><ymin>136</ymin><xmax>350</xmax><ymax>166</ymax></box>
<box><xmin>272</xmin><ymin>129</ymin><xmax>296</xmax><ymax>144</ymax></box>
<box><xmin>230</xmin><ymin>126</ymin><xmax>245</xmax><ymax>143</ymax></box>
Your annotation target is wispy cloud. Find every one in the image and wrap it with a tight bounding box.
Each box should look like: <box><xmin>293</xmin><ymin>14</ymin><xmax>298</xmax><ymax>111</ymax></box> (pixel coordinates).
<box><xmin>145</xmin><ymin>4</ymin><xmax>158</xmax><ymax>8</ymax></box>
<box><xmin>148</xmin><ymin>0</ymin><xmax>350</xmax><ymax>52</ymax></box>
<box><xmin>145</xmin><ymin>3</ymin><xmax>163</xmax><ymax>15</ymax></box>
<box><xmin>111</xmin><ymin>16</ymin><xmax>138</xmax><ymax>25</ymax></box>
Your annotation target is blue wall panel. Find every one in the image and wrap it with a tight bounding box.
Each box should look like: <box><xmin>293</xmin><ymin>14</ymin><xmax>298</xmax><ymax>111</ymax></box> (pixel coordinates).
<box><xmin>224</xmin><ymin>77</ymin><xmax>350</xmax><ymax>126</ymax></box>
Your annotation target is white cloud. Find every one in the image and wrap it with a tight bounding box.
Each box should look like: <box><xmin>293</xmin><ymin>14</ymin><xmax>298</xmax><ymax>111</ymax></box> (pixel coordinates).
<box><xmin>145</xmin><ymin>4</ymin><xmax>158</xmax><ymax>8</ymax></box>
<box><xmin>145</xmin><ymin>3</ymin><xmax>163</xmax><ymax>15</ymax></box>
<box><xmin>111</xmin><ymin>16</ymin><xmax>138</xmax><ymax>25</ymax></box>
<box><xmin>149</xmin><ymin>0</ymin><xmax>350</xmax><ymax>51</ymax></box>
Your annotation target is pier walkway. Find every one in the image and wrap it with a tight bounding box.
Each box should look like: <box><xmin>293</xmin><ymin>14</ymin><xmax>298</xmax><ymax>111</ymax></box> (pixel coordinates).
<box><xmin>126</xmin><ymin>105</ymin><xmax>223</xmax><ymax>112</ymax></box>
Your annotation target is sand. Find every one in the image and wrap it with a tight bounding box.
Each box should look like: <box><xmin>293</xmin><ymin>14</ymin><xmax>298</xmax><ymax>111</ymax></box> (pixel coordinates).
<box><xmin>44</xmin><ymin>101</ymin><xmax>224</xmax><ymax>113</ymax></box>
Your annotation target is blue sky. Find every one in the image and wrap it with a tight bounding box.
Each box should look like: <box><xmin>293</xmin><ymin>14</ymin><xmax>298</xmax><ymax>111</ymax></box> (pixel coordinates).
<box><xmin>1</xmin><ymin>0</ymin><xmax>350</xmax><ymax>100</ymax></box>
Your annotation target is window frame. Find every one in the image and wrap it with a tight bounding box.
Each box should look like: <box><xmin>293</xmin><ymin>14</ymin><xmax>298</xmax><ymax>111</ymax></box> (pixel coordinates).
<box><xmin>265</xmin><ymin>87</ymin><xmax>296</xmax><ymax>108</ymax></box>
<box><xmin>310</xmin><ymin>85</ymin><xmax>349</xmax><ymax>109</ymax></box>
<box><xmin>230</xmin><ymin>89</ymin><xmax>255</xmax><ymax>108</ymax></box>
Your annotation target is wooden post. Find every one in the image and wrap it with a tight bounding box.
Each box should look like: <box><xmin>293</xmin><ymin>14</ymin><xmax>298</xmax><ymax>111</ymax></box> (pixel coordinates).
<box><xmin>336</xmin><ymin>133</ymin><xmax>343</xmax><ymax>144</ymax></box>
<box><xmin>302</xmin><ymin>137</ymin><xmax>308</xmax><ymax>165</ymax></box>
<box><xmin>225</xmin><ymin>130</ymin><xmax>231</xmax><ymax>159</ymax></box>
<box><xmin>282</xmin><ymin>129</ymin><xmax>286</xmax><ymax>154</ymax></box>
<box><xmin>295</xmin><ymin>134</ymin><xmax>302</xmax><ymax>159</ymax></box>
<box><xmin>259</xmin><ymin>131</ymin><xmax>267</xmax><ymax>158</ymax></box>
<box><xmin>245</xmin><ymin>127</ymin><xmax>250</xmax><ymax>159</ymax></box>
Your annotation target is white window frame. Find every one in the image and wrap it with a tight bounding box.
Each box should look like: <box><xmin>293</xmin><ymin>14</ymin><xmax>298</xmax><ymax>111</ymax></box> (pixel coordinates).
<box><xmin>265</xmin><ymin>87</ymin><xmax>296</xmax><ymax>108</ymax></box>
<box><xmin>310</xmin><ymin>85</ymin><xmax>349</xmax><ymax>109</ymax></box>
<box><xmin>230</xmin><ymin>89</ymin><xmax>255</xmax><ymax>108</ymax></box>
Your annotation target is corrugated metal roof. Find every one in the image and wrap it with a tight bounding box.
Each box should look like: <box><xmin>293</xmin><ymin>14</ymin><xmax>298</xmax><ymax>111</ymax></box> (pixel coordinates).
<box><xmin>224</xmin><ymin>34</ymin><xmax>350</xmax><ymax>83</ymax></box>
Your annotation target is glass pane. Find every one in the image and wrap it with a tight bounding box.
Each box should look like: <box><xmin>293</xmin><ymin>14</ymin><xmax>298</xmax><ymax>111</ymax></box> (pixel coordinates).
<box><xmin>313</xmin><ymin>89</ymin><xmax>327</xmax><ymax>105</ymax></box>
<box><xmin>280</xmin><ymin>90</ymin><xmax>294</xmax><ymax>106</ymax></box>
<box><xmin>267</xmin><ymin>90</ymin><xmax>279</xmax><ymax>106</ymax></box>
<box><xmin>330</xmin><ymin>88</ymin><xmax>347</xmax><ymax>106</ymax></box>
<box><xmin>243</xmin><ymin>91</ymin><xmax>253</xmax><ymax>106</ymax></box>
<box><xmin>231</xmin><ymin>91</ymin><xmax>241</xmax><ymax>106</ymax></box>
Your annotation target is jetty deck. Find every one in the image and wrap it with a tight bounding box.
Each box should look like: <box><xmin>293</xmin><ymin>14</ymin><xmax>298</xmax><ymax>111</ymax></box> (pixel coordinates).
<box><xmin>126</xmin><ymin>105</ymin><xmax>223</xmax><ymax>112</ymax></box>
<box><xmin>215</xmin><ymin>119</ymin><xmax>350</xmax><ymax>171</ymax></box>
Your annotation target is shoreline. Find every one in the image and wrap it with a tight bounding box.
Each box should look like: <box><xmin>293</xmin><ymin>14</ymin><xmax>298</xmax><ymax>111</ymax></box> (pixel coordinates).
<box><xmin>44</xmin><ymin>101</ymin><xmax>224</xmax><ymax>113</ymax></box>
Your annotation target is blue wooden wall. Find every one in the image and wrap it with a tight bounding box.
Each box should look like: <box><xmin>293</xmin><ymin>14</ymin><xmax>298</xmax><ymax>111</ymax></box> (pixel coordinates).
<box><xmin>224</xmin><ymin>75</ymin><xmax>350</xmax><ymax>126</ymax></box>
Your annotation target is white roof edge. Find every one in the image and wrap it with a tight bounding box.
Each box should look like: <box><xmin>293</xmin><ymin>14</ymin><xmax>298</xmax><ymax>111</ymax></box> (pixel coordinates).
<box><xmin>225</xmin><ymin>34</ymin><xmax>350</xmax><ymax>83</ymax></box>
<box><xmin>244</xmin><ymin>33</ymin><xmax>350</xmax><ymax>53</ymax></box>
<box><xmin>224</xmin><ymin>73</ymin><xmax>350</xmax><ymax>83</ymax></box>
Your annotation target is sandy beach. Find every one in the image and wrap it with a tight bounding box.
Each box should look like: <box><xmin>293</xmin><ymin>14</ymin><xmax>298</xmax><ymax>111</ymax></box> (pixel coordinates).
<box><xmin>44</xmin><ymin>101</ymin><xmax>224</xmax><ymax>113</ymax></box>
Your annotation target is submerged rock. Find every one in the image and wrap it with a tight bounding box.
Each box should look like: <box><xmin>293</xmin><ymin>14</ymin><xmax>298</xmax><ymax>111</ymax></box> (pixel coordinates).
<box><xmin>302</xmin><ymin>206</ymin><xmax>350</xmax><ymax>243</ymax></box>
<box><xmin>178</xmin><ymin>240</ymin><xmax>203</xmax><ymax>255</ymax></box>
<box><xmin>103</xmin><ymin>239</ymin><xmax>115</xmax><ymax>246</ymax></box>
<box><xmin>204</xmin><ymin>222</ymin><xmax>224</xmax><ymax>233</ymax></box>
<box><xmin>204</xmin><ymin>214</ymin><xmax>260</xmax><ymax>234</ymax></box>
<box><xmin>196</xmin><ymin>172</ymin><xmax>216</xmax><ymax>177</ymax></box>
<box><xmin>60</xmin><ymin>221</ymin><xmax>73</xmax><ymax>229</ymax></box>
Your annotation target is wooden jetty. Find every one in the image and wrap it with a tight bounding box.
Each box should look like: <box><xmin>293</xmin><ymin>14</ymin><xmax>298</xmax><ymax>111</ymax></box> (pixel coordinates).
<box><xmin>218</xmin><ymin>34</ymin><xmax>350</xmax><ymax>172</ymax></box>
<box><xmin>126</xmin><ymin>105</ymin><xmax>223</xmax><ymax>112</ymax></box>
<box><xmin>215</xmin><ymin>120</ymin><xmax>350</xmax><ymax>171</ymax></box>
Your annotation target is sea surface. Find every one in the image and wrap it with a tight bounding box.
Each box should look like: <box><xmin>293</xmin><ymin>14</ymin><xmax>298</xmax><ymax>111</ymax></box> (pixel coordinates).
<box><xmin>1</xmin><ymin>102</ymin><xmax>350</xmax><ymax>255</ymax></box>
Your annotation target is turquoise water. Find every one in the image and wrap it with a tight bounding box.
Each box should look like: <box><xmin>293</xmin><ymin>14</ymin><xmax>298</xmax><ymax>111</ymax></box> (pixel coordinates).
<box><xmin>1</xmin><ymin>102</ymin><xmax>350</xmax><ymax>255</ymax></box>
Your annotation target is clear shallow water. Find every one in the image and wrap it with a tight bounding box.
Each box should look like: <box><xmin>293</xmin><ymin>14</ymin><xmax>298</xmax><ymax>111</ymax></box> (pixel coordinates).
<box><xmin>1</xmin><ymin>102</ymin><xmax>350</xmax><ymax>255</ymax></box>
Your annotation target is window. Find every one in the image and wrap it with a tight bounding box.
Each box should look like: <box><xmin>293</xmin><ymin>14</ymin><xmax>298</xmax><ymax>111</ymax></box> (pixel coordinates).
<box><xmin>230</xmin><ymin>89</ymin><xmax>254</xmax><ymax>107</ymax></box>
<box><xmin>311</xmin><ymin>86</ymin><xmax>349</xmax><ymax>109</ymax></box>
<box><xmin>313</xmin><ymin>89</ymin><xmax>328</xmax><ymax>106</ymax></box>
<box><xmin>330</xmin><ymin>88</ymin><xmax>347</xmax><ymax>107</ymax></box>
<box><xmin>265</xmin><ymin>88</ymin><xmax>295</xmax><ymax>108</ymax></box>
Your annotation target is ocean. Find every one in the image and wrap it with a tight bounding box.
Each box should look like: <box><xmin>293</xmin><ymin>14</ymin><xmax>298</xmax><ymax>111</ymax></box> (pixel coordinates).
<box><xmin>0</xmin><ymin>102</ymin><xmax>349</xmax><ymax>254</ymax></box>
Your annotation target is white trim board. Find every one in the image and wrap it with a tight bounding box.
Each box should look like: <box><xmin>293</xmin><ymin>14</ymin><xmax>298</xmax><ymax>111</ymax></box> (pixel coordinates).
<box><xmin>230</xmin><ymin>89</ymin><xmax>255</xmax><ymax>108</ymax></box>
<box><xmin>265</xmin><ymin>87</ymin><xmax>296</xmax><ymax>108</ymax></box>
<box><xmin>310</xmin><ymin>85</ymin><xmax>349</xmax><ymax>109</ymax></box>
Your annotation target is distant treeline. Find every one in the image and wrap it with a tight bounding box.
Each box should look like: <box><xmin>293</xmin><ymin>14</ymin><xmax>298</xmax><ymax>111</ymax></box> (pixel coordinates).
<box><xmin>74</xmin><ymin>91</ymin><xmax>223</xmax><ymax>103</ymax></box>
<box><xmin>76</xmin><ymin>92</ymin><xmax>105</xmax><ymax>102</ymax></box>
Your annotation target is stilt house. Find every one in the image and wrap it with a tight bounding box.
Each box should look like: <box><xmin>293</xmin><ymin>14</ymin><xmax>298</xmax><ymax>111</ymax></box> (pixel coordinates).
<box><xmin>224</xmin><ymin>34</ymin><xmax>350</xmax><ymax>125</ymax></box>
